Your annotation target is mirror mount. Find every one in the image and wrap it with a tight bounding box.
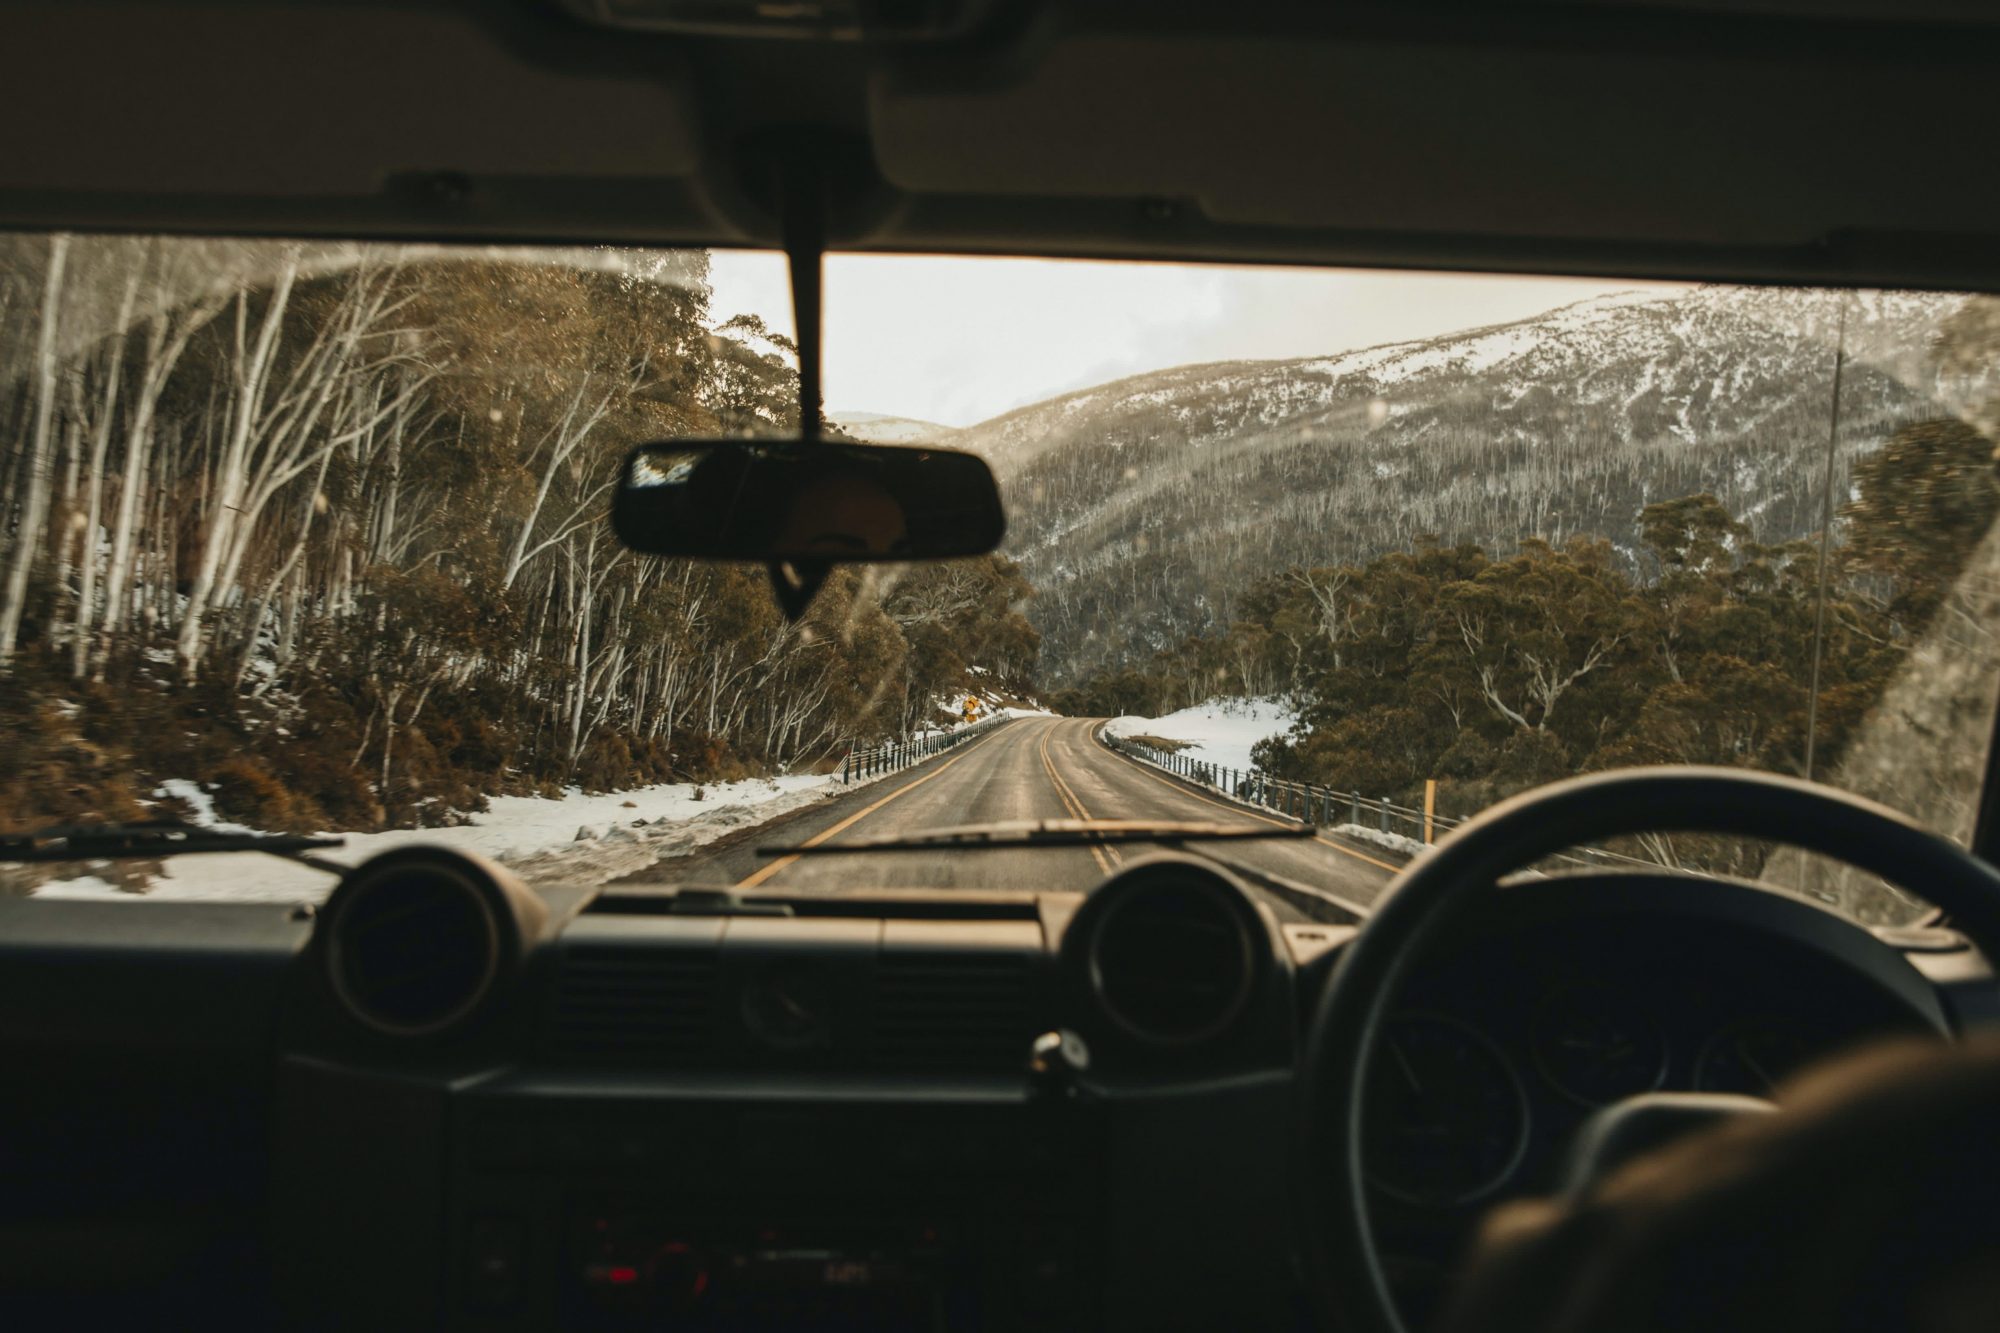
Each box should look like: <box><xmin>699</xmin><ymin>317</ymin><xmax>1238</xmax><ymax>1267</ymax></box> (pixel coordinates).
<box><xmin>611</xmin><ymin>142</ymin><xmax>1008</xmax><ymax>621</ymax></box>
<box><xmin>768</xmin><ymin>558</ymin><xmax>833</xmax><ymax>622</ymax></box>
<box><xmin>780</xmin><ymin>141</ymin><xmax>826</xmax><ymax>443</ymax></box>
<box><xmin>774</xmin><ymin>139</ymin><xmax>826</xmax><ymax>616</ymax></box>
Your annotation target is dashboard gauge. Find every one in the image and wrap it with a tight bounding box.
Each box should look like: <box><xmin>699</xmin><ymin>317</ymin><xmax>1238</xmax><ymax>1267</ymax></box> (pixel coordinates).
<box><xmin>1693</xmin><ymin>1014</ymin><xmax>1820</xmax><ymax>1096</ymax></box>
<box><xmin>1530</xmin><ymin>986</ymin><xmax>1668</xmax><ymax>1107</ymax></box>
<box><xmin>1364</xmin><ymin>1014</ymin><xmax>1529</xmax><ymax>1208</ymax></box>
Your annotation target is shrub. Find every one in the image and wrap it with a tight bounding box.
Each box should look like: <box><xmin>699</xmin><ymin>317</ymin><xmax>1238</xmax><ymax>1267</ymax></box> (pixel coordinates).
<box><xmin>209</xmin><ymin>757</ymin><xmax>327</xmax><ymax>833</ymax></box>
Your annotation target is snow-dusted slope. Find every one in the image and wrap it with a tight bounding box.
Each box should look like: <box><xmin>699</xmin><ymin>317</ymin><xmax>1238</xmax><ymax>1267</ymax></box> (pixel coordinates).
<box><xmin>829</xmin><ymin>411</ymin><xmax>960</xmax><ymax>445</ymax></box>
<box><xmin>980</xmin><ymin>285</ymin><xmax>1972</xmax><ymax>680</ymax></box>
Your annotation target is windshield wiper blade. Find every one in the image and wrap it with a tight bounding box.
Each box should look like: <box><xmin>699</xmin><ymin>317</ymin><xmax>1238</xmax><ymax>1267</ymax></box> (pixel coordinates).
<box><xmin>760</xmin><ymin>818</ymin><xmax>1315</xmax><ymax>858</ymax></box>
<box><xmin>0</xmin><ymin>818</ymin><xmax>345</xmax><ymax>867</ymax></box>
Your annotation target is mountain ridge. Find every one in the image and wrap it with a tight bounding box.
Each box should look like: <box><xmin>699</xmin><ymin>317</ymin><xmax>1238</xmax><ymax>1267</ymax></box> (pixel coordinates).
<box><xmin>975</xmin><ymin>284</ymin><xmax>1973</xmax><ymax>682</ymax></box>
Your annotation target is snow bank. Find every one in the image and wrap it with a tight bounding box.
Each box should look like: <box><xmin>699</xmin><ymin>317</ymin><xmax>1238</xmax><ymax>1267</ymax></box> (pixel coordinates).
<box><xmin>1102</xmin><ymin>697</ymin><xmax>1298</xmax><ymax>773</ymax></box>
<box><xmin>1328</xmin><ymin>824</ymin><xmax>1430</xmax><ymax>859</ymax></box>
<box><xmin>32</xmin><ymin>773</ymin><xmax>839</xmax><ymax>905</ymax></box>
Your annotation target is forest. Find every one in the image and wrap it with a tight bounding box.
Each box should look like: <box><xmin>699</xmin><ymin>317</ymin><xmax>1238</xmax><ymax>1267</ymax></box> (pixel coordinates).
<box><xmin>993</xmin><ymin>286</ymin><xmax>1970</xmax><ymax>683</ymax></box>
<box><xmin>0</xmin><ymin>236</ymin><xmax>1038</xmax><ymax>838</ymax></box>
<box><xmin>1048</xmin><ymin>405</ymin><xmax>2000</xmax><ymax>885</ymax></box>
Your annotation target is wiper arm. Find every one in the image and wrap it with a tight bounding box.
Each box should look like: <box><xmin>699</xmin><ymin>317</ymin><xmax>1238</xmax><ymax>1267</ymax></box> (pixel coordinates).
<box><xmin>0</xmin><ymin>819</ymin><xmax>346</xmax><ymax>871</ymax></box>
<box><xmin>761</xmin><ymin>818</ymin><xmax>1315</xmax><ymax>858</ymax></box>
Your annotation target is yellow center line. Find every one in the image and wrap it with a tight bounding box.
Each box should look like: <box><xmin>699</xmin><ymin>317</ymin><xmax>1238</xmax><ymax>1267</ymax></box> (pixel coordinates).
<box><xmin>734</xmin><ymin>723</ymin><xmax>1012</xmax><ymax>889</ymax></box>
<box><xmin>1040</xmin><ymin>720</ymin><xmax>1114</xmax><ymax>873</ymax></box>
<box><xmin>1085</xmin><ymin>722</ymin><xmax>1402</xmax><ymax>875</ymax></box>
<box><xmin>1063</xmin><ymin>718</ymin><xmax>1126</xmax><ymax>865</ymax></box>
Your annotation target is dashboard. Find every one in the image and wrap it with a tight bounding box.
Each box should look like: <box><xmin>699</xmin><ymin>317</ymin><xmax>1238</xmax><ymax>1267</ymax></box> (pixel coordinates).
<box><xmin>2</xmin><ymin>851</ymin><xmax>1995</xmax><ymax>1331</ymax></box>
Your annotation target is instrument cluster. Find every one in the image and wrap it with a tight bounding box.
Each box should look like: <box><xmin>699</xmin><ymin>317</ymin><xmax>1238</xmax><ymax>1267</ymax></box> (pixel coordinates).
<box><xmin>1360</xmin><ymin>905</ymin><xmax>1944</xmax><ymax>1222</ymax></box>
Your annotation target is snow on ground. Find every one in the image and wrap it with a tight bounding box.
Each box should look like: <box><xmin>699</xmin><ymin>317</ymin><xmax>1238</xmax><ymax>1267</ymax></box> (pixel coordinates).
<box><xmin>31</xmin><ymin>773</ymin><xmax>843</xmax><ymax>905</ymax></box>
<box><xmin>1328</xmin><ymin>823</ymin><xmax>1431</xmax><ymax>858</ymax></box>
<box><xmin>153</xmin><ymin>777</ymin><xmax>253</xmax><ymax>833</ymax></box>
<box><xmin>1102</xmin><ymin>697</ymin><xmax>1299</xmax><ymax>773</ymax></box>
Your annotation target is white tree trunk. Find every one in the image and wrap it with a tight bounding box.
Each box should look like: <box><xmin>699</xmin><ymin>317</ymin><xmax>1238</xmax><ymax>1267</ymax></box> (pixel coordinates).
<box><xmin>0</xmin><ymin>233</ymin><xmax>71</xmax><ymax>662</ymax></box>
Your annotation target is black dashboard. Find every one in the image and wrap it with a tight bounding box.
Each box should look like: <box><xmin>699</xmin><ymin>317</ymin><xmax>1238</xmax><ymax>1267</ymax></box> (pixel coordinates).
<box><xmin>2</xmin><ymin>851</ymin><xmax>1994</xmax><ymax>1331</ymax></box>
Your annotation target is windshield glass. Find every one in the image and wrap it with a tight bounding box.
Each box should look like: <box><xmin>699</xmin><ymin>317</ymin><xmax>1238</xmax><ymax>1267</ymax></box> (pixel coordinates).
<box><xmin>4</xmin><ymin>234</ymin><xmax>1996</xmax><ymax>925</ymax></box>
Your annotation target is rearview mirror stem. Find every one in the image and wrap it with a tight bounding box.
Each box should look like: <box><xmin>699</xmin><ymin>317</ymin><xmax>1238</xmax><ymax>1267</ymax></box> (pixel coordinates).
<box><xmin>781</xmin><ymin>146</ymin><xmax>825</xmax><ymax>440</ymax></box>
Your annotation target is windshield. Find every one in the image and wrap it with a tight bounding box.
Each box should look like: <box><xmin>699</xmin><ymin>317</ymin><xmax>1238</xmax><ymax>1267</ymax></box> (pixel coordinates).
<box><xmin>3</xmin><ymin>234</ymin><xmax>1996</xmax><ymax>926</ymax></box>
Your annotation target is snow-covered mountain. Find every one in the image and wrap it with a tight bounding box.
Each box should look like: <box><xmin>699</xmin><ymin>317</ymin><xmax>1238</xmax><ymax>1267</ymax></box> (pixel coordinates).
<box><xmin>975</xmin><ymin>285</ymin><xmax>1973</xmax><ymax>682</ymax></box>
<box><xmin>829</xmin><ymin>411</ymin><xmax>959</xmax><ymax>445</ymax></box>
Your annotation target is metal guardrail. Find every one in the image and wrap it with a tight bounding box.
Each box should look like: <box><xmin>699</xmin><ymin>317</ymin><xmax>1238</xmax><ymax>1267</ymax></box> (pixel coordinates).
<box><xmin>839</xmin><ymin>714</ymin><xmax>1010</xmax><ymax>783</ymax></box>
<box><xmin>1104</xmin><ymin>733</ymin><xmax>1668</xmax><ymax>873</ymax></box>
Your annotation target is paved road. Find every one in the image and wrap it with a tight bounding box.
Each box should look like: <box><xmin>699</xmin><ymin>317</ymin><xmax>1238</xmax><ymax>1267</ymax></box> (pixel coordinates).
<box><xmin>628</xmin><ymin>716</ymin><xmax>1400</xmax><ymax>912</ymax></box>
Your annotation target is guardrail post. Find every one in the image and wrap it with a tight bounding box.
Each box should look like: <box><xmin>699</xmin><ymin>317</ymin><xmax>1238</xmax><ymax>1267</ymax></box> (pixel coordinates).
<box><xmin>1379</xmin><ymin>797</ymin><xmax>1390</xmax><ymax>832</ymax></box>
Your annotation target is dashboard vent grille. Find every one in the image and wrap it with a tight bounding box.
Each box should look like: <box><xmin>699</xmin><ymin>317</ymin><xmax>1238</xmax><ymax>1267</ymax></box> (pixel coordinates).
<box><xmin>544</xmin><ymin>946</ymin><xmax>716</xmax><ymax>1062</ymax></box>
<box><xmin>871</xmin><ymin>954</ymin><xmax>1035</xmax><ymax>1070</ymax></box>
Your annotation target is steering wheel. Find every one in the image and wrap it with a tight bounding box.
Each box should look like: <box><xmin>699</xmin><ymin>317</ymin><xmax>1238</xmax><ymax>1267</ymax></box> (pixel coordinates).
<box><xmin>1297</xmin><ymin>766</ymin><xmax>2000</xmax><ymax>1333</ymax></box>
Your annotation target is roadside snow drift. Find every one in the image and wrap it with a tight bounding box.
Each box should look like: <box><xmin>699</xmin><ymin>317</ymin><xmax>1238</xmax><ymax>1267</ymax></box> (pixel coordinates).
<box><xmin>1102</xmin><ymin>698</ymin><xmax>1298</xmax><ymax>773</ymax></box>
<box><xmin>32</xmin><ymin>774</ymin><xmax>840</xmax><ymax>904</ymax></box>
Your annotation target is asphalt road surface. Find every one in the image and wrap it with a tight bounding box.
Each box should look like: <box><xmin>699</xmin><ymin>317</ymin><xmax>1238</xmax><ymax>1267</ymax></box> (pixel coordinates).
<box><xmin>629</xmin><ymin>716</ymin><xmax>1401</xmax><ymax>912</ymax></box>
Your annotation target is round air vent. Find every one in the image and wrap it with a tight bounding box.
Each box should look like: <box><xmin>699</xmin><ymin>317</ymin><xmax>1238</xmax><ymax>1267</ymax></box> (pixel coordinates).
<box><xmin>1079</xmin><ymin>860</ymin><xmax>1263</xmax><ymax>1047</ymax></box>
<box><xmin>320</xmin><ymin>847</ymin><xmax>545</xmax><ymax>1039</ymax></box>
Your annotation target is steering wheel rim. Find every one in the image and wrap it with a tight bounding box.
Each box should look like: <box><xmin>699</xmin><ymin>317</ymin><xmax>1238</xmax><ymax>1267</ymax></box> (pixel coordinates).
<box><xmin>1298</xmin><ymin>765</ymin><xmax>2000</xmax><ymax>1333</ymax></box>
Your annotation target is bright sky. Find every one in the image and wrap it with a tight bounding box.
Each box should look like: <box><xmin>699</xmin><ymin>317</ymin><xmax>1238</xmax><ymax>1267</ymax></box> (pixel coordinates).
<box><xmin>706</xmin><ymin>250</ymin><xmax>1691</xmax><ymax>429</ymax></box>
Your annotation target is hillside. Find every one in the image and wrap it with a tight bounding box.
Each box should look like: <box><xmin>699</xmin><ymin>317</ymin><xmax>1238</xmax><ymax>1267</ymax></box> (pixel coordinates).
<box><xmin>975</xmin><ymin>286</ymin><xmax>1970</xmax><ymax>680</ymax></box>
<box><xmin>828</xmin><ymin>411</ymin><xmax>959</xmax><ymax>444</ymax></box>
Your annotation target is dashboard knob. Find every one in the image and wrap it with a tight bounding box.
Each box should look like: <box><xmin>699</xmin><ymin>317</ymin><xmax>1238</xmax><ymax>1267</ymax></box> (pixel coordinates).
<box><xmin>1029</xmin><ymin>1028</ymin><xmax>1091</xmax><ymax>1096</ymax></box>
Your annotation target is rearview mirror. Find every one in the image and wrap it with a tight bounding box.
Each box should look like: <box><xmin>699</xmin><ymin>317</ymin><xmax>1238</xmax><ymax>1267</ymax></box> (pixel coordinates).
<box><xmin>611</xmin><ymin>440</ymin><xmax>1007</xmax><ymax>564</ymax></box>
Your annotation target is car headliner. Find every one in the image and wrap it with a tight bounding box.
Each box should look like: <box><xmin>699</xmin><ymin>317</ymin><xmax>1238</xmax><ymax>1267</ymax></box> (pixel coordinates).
<box><xmin>2</xmin><ymin>0</ymin><xmax>1999</xmax><ymax>293</ymax></box>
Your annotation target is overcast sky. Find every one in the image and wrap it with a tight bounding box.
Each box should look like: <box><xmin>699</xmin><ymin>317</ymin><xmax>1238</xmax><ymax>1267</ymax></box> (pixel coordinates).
<box><xmin>706</xmin><ymin>250</ymin><xmax>1691</xmax><ymax>429</ymax></box>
